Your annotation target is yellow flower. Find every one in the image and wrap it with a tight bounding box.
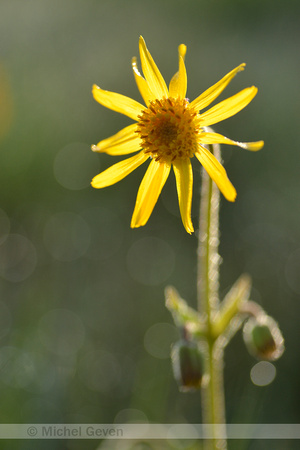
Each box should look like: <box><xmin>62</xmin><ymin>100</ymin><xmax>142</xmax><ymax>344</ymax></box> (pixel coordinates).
<box><xmin>91</xmin><ymin>37</ymin><xmax>264</xmax><ymax>234</ymax></box>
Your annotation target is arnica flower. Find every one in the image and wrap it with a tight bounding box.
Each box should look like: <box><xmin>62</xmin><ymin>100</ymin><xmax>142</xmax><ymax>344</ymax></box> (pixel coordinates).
<box><xmin>91</xmin><ymin>37</ymin><xmax>264</xmax><ymax>233</ymax></box>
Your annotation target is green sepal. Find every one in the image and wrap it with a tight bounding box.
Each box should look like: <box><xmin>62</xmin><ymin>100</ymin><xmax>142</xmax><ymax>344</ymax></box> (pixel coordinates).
<box><xmin>212</xmin><ymin>274</ymin><xmax>252</xmax><ymax>339</ymax></box>
<box><xmin>165</xmin><ymin>286</ymin><xmax>207</xmax><ymax>336</ymax></box>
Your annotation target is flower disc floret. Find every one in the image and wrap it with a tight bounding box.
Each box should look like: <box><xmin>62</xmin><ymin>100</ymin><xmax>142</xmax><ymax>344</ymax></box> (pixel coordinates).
<box><xmin>137</xmin><ymin>98</ymin><xmax>199</xmax><ymax>163</ymax></box>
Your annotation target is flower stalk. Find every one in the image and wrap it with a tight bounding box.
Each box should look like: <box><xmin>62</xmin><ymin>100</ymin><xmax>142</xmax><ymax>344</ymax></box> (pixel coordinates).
<box><xmin>197</xmin><ymin>138</ymin><xmax>227</xmax><ymax>450</ymax></box>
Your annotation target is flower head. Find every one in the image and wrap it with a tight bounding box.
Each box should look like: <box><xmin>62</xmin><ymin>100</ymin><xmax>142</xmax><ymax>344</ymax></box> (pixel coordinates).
<box><xmin>91</xmin><ymin>37</ymin><xmax>264</xmax><ymax>233</ymax></box>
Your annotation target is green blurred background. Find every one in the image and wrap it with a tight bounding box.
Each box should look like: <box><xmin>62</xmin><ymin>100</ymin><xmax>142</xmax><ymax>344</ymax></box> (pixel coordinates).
<box><xmin>0</xmin><ymin>0</ymin><xmax>299</xmax><ymax>449</ymax></box>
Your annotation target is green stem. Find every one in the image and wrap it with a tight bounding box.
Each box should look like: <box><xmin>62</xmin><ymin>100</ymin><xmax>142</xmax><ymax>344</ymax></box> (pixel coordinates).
<box><xmin>197</xmin><ymin>138</ymin><xmax>227</xmax><ymax>450</ymax></box>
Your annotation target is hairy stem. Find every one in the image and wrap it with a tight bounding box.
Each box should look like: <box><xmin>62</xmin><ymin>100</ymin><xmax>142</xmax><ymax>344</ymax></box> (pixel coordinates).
<box><xmin>197</xmin><ymin>138</ymin><xmax>227</xmax><ymax>450</ymax></box>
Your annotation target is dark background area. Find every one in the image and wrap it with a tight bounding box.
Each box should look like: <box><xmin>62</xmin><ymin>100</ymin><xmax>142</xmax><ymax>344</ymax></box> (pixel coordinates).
<box><xmin>0</xmin><ymin>1</ymin><xmax>299</xmax><ymax>449</ymax></box>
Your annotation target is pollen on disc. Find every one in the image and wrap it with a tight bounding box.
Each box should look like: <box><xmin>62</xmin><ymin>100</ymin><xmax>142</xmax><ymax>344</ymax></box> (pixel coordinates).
<box><xmin>137</xmin><ymin>98</ymin><xmax>199</xmax><ymax>163</ymax></box>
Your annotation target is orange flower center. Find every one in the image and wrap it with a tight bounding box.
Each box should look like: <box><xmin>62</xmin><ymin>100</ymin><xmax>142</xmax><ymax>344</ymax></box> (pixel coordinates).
<box><xmin>137</xmin><ymin>98</ymin><xmax>200</xmax><ymax>163</ymax></box>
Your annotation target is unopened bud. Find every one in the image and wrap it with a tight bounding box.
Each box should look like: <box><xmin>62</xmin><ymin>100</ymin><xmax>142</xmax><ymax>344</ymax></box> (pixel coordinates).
<box><xmin>171</xmin><ymin>339</ymin><xmax>204</xmax><ymax>391</ymax></box>
<box><xmin>243</xmin><ymin>315</ymin><xmax>284</xmax><ymax>361</ymax></box>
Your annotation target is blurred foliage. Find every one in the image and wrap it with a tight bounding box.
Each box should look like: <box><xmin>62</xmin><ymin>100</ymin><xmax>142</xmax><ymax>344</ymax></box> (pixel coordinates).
<box><xmin>0</xmin><ymin>0</ymin><xmax>299</xmax><ymax>449</ymax></box>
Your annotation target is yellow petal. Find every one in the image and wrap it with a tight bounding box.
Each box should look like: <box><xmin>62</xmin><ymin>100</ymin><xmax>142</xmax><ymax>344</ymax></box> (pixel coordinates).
<box><xmin>199</xmin><ymin>86</ymin><xmax>258</xmax><ymax>127</ymax></box>
<box><xmin>173</xmin><ymin>159</ymin><xmax>194</xmax><ymax>234</ymax></box>
<box><xmin>139</xmin><ymin>36</ymin><xmax>169</xmax><ymax>100</ymax></box>
<box><xmin>131</xmin><ymin>159</ymin><xmax>171</xmax><ymax>228</ymax></box>
<box><xmin>178</xmin><ymin>44</ymin><xmax>187</xmax><ymax>61</ymax></box>
<box><xmin>132</xmin><ymin>57</ymin><xmax>155</xmax><ymax>105</ymax></box>
<box><xmin>190</xmin><ymin>63</ymin><xmax>246</xmax><ymax>111</ymax></box>
<box><xmin>169</xmin><ymin>44</ymin><xmax>187</xmax><ymax>99</ymax></box>
<box><xmin>91</xmin><ymin>151</ymin><xmax>148</xmax><ymax>188</ymax></box>
<box><xmin>92</xmin><ymin>124</ymin><xmax>141</xmax><ymax>155</ymax></box>
<box><xmin>200</xmin><ymin>131</ymin><xmax>264</xmax><ymax>151</ymax></box>
<box><xmin>92</xmin><ymin>84</ymin><xmax>144</xmax><ymax>121</ymax></box>
<box><xmin>195</xmin><ymin>146</ymin><xmax>237</xmax><ymax>202</ymax></box>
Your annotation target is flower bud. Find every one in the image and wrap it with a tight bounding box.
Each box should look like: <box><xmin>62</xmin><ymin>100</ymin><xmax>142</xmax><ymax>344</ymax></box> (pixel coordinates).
<box><xmin>243</xmin><ymin>315</ymin><xmax>284</xmax><ymax>361</ymax></box>
<box><xmin>171</xmin><ymin>339</ymin><xmax>204</xmax><ymax>391</ymax></box>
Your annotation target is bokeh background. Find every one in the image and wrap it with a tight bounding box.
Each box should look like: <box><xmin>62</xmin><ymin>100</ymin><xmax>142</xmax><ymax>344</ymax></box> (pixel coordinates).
<box><xmin>0</xmin><ymin>0</ymin><xmax>299</xmax><ymax>449</ymax></box>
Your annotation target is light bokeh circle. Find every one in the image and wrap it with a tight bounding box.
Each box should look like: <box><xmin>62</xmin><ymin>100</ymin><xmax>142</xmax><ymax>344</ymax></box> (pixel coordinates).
<box><xmin>250</xmin><ymin>361</ymin><xmax>276</xmax><ymax>386</ymax></box>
